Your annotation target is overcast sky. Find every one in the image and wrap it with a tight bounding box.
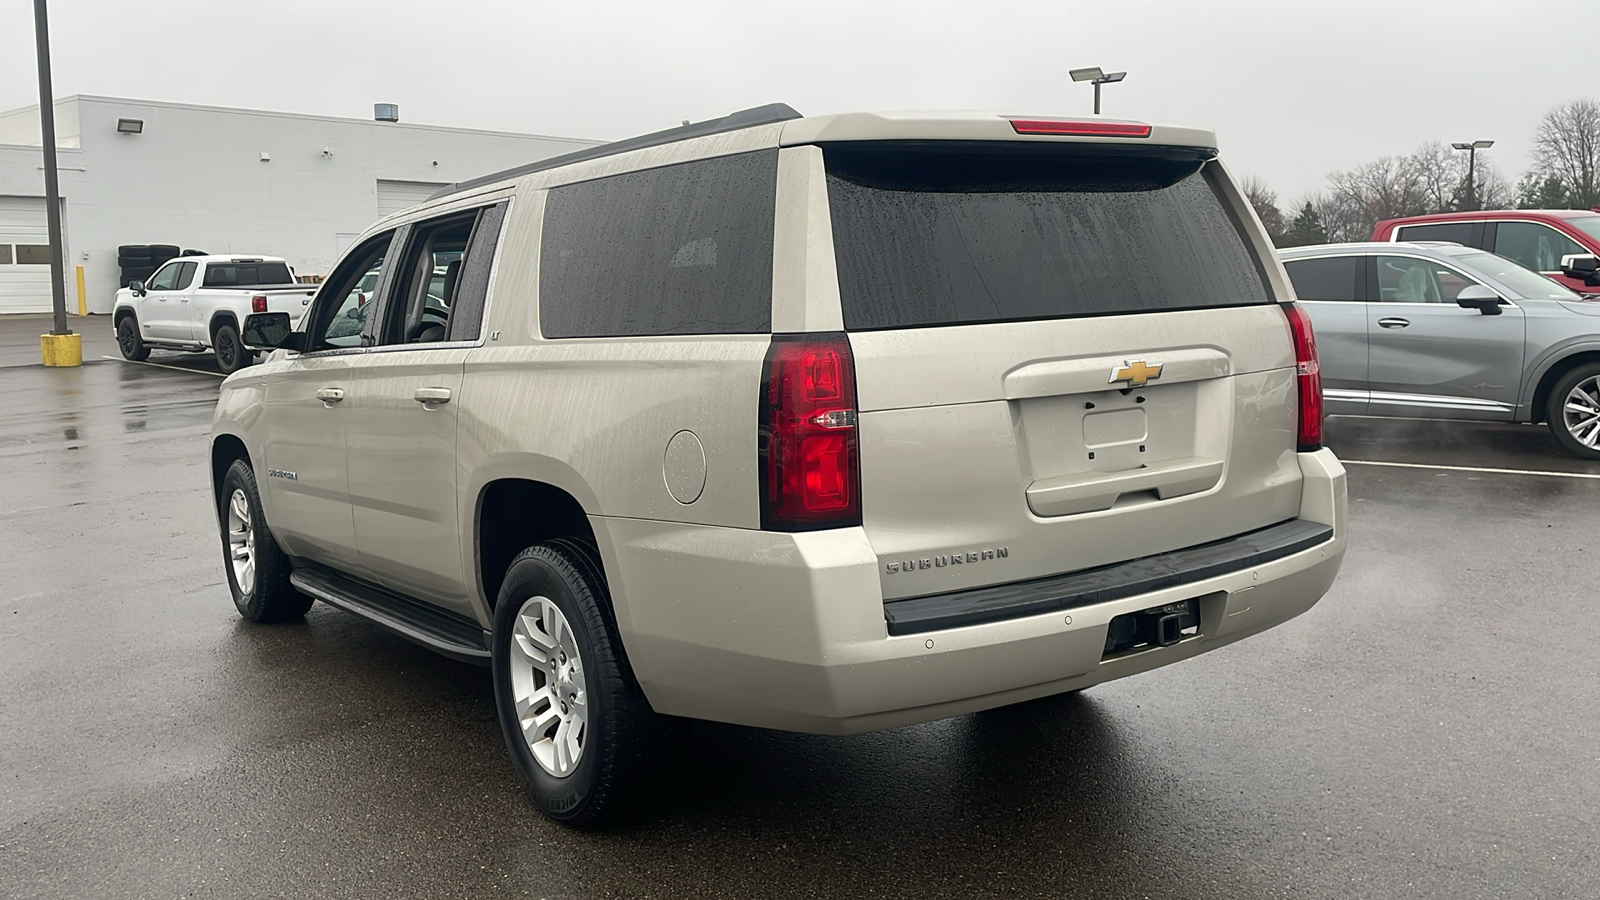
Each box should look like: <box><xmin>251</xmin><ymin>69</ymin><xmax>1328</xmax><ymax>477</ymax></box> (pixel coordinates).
<box><xmin>2</xmin><ymin>0</ymin><xmax>1592</xmax><ymax>205</ymax></box>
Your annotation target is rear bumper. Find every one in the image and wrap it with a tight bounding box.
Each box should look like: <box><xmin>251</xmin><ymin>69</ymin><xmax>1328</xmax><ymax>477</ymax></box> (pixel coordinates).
<box><xmin>596</xmin><ymin>449</ymin><xmax>1347</xmax><ymax>734</ymax></box>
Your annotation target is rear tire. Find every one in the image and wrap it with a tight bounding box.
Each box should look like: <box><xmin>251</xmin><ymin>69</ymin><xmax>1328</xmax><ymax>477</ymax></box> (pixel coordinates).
<box><xmin>491</xmin><ymin>539</ymin><xmax>652</xmax><ymax>827</ymax></box>
<box><xmin>219</xmin><ymin>459</ymin><xmax>311</xmax><ymax>622</ymax></box>
<box><xmin>116</xmin><ymin>315</ymin><xmax>150</xmax><ymax>361</ymax></box>
<box><xmin>213</xmin><ymin>323</ymin><xmax>251</xmax><ymax>374</ymax></box>
<box><xmin>1546</xmin><ymin>363</ymin><xmax>1600</xmax><ymax>459</ymax></box>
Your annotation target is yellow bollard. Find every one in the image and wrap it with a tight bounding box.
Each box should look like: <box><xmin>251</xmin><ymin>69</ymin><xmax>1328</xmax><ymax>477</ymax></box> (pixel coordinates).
<box><xmin>41</xmin><ymin>332</ymin><xmax>83</xmax><ymax>367</ymax></box>
<box><xmin>75</xmin><ymin>265</ymin><xmax>86</xmax><ymax>316</ymax></box>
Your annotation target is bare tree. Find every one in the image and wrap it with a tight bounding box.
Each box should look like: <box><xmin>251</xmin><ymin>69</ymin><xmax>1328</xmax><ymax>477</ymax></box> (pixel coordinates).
<box><xmin>1311</xmin><ymin>191</ymin><xmax>1367</xmax><ymax>243</ymax></box>
<box><xmin>1532</xmin><ymin>98</ymin><xmax>1600</xmax><ymax>208</ymax></box>
<box><xmin>1324</xmin><ymin>155</ymin><xmax>1429</xmax><ymax>239</ymax></box>
<box><xmin>1410</xmin><ymin>141</ymin><xmax>1465</xmax><ymax>211</ymax></box>
<box><xmin>1242</xmin><ymin>175</ymin><xmax>1287</xmax><ymax>244</ymax></box>
<box><xmin>1472</xmin><ymin>161</ymin><xmax>1513</xmax><ymax>210</ymax></box>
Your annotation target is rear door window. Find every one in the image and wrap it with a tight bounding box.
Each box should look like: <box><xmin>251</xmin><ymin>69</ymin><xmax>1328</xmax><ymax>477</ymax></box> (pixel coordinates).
<box><xmin>1394</xmin><ymin>222</ymin><xmax>1476</xmax><ymax>246</ymax></box>
<box><xmin>1283</xmin><ymin>257</ymin><xmax>1362</xmax><ymax>302</ymax></box>
<box><xmin>823</xmin><ymin>142</ymin><xmax>1272</xmax><ymax>331</ymax></box>
<box><xmin>539</xmin><ymin>150</ymin><xmax>777</xmax><ymax>338</ymax></box>
<box><xmin>373</xmin><ymin>201</ymin><xmax>506</xmax><ymax>346</ymax></box>
<box><xmin>378</xmin><ymin>213</ymin><xmax>475</xmax><ymax>346</ymax></box>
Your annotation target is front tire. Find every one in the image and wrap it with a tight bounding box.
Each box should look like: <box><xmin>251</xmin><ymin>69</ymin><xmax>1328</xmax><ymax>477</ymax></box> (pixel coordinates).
<box><xmin>1547</xmin><ymin>363</ymin><xmax>1600</xmax><ymax>459</ymax></box>
<box><xmin>219</xmin><ymin>459</ymin><xmax>311</xmax><ymax>622</ymax></box>
<box><xmin>214</xmin><ymin>323</ymin><xmax>251</xmax><ymax>374</ymax></box>
<box><xmin>116</xmin><ymin>315</ymin><xmax>150</xmax><ymax>361</ymax></box>
<box><xmin>491</xmin><ymin>540</ymin><xmax>651</xmax><ymax>827</ymax></box>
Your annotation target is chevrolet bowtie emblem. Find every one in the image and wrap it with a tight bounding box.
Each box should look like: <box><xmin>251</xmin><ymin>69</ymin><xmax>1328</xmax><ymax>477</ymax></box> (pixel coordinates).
<box><xmin>1110</xmin><ymin>360</ymin><xmax>1163</xmax><ymax>387</ymax></box>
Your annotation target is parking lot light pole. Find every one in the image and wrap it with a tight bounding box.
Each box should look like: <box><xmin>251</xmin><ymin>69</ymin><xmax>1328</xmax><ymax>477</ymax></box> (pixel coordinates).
<box><xmin>1451</xmin><ymin>140</ymin><xmax>1494</xmax><ymax>211</ymax></box>
<box><xmin>33</xmin><ymin>0</ymin><xmax>80</xmax><ymax>367</ymax></box>
<box><xmin>1070</xmin><ymin>67</ymin><xmax>1127</xmax><ymax>115</ymax></box>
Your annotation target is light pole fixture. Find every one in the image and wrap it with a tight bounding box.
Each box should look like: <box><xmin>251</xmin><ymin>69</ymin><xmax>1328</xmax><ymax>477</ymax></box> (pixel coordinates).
<box><xmin>33</xmin><ymin>0</ymin><xmax>74</xmax><ymax>360</ymax></box>
<box><xmin>1070</xmin><ymin>66</ymin><xmax>1127</xmax><ymax>115</ymax></box>
<box><xmin>1451</xmin><ymin>140</ymin><xmax>1494</xmax><ymax>211</ymax></box>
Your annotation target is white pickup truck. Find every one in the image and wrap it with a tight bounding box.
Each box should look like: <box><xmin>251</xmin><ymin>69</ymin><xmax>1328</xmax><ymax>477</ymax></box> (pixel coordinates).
<box><xmin>113</xmin><ymin>255</ymin><xmax>316</xmax><ymax>373</ymax></box>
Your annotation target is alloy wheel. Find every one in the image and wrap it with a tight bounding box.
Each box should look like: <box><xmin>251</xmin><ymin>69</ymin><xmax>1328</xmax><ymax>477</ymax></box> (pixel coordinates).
<box><xmin>1563</xmin><ymin>376</ymin><xmax>1600</xmax><ymax>449</ymax></box>
<box><xmin>118</xmin><ymin>320</ymin><xmax>137</xmax><ymax>356</ymax></box>
<box><xmin>225</xmin><ymin>488</ymin><xmax>255</xmax><ymax>594</ymax></box>
<box><xmin>217</xmin><ymin>332</ymin><xmax>238</xmax><ymax>371</ymax></box>
<box><xmin>508</xmin><ymin>595</ymin><xmax>588</xmax><ymax>777</ymax></box>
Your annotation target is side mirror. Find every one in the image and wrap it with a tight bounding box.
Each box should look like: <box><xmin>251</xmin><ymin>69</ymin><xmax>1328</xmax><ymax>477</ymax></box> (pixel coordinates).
<box><xmin>1456</xmin><ymin>284</ymin><xmax>1503</xmax><ymax>316</ymax></box>
<box><xmin>129</xmin><ymin>280</ymin><xmax>145</xmax><ymax>297</ymax></box>
<box><xmin>1561</xmin><ymin>254</ymin><xmax>1600</xmax><ymax>286</ymax></box>
<box><xmin>242</xmin><ymin>312</ymin><xmax>307</xmax><ymax>352</ymax></box>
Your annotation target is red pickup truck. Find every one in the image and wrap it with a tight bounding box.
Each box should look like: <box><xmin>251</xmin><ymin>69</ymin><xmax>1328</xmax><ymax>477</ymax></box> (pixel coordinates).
<box><xmin>1372</xmin><ymin>209</ymin><xmax>1600</xmax><ymax>293</ymax></box>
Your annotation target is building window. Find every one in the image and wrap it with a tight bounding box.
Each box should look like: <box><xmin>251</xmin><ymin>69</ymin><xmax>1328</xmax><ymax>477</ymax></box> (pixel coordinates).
<box><xmin>0</xmin><ymin>245</ymin><xmax>12</xmax><ymax>265</ymax></box>
<box><xmin>14</xmin><ymin>245</ymin><xmax>52</xmax><ymax>265</ymax></box>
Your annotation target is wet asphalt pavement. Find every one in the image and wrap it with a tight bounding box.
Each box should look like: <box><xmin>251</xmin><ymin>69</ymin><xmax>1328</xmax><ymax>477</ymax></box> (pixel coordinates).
<box><xmin>2</xmin><ymin>325</ymin><xmax>1597</xmax><ymax>899</ymax></box>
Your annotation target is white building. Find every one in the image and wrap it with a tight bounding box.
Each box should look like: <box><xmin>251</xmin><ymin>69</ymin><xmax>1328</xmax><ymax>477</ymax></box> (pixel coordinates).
<box><xmin>0</xmin><ymin>96</ymin><xmax>598</xmax><ymax>314</ymax></box>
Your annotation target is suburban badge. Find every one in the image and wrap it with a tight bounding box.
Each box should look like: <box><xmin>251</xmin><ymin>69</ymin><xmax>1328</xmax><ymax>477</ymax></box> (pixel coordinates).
<box><xmin>886</xmin><ymin>546</ymin><xmax>1009</xmax><ymax>574</ymax></box>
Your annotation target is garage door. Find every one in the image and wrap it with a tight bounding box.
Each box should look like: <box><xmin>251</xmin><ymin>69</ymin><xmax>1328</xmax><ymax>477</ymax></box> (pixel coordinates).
<box><xmin>376</xmin><ymin>180</ymin><xmax>449</xmax><ymax>220</ymax></box>
<box><xmin>0</xmin><ymin>196</ymin><xmax>55</xmax><ymax>314</ymax></box>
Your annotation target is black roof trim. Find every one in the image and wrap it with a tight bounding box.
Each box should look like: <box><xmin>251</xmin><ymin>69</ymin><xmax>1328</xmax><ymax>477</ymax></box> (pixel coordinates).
<box><xmin>427</xmin><ymin>103</ymin><xmax>803</xmax><ymax>201</ymax></box>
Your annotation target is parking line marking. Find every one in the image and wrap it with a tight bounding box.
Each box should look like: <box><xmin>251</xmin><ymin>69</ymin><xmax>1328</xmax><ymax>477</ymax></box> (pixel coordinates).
<box><xmin>1344</xmin><ymin>459</ymin><xmax>1600</xmax><ymax>480</ymax></box>
<box><xmin>101</xmin><ymin>355</ymin><xmax>227</xmax><ymax>378</ymax></box>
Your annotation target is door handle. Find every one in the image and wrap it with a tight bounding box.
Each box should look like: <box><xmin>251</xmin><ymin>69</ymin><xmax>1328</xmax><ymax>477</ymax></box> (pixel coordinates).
<box><xmin>1377</xmin><ymin>317</ymin><xmax>1410</xmax><ymax>329</ymax></box>
<box><xmin>315</xmin><ymin>388</ymin><xmax>345</xmax><ymax>406</ymax></box>
<box><xmin>413</xmin><ymin>387</ymin><xmax>452</xmax><ymax>406</ymax></box>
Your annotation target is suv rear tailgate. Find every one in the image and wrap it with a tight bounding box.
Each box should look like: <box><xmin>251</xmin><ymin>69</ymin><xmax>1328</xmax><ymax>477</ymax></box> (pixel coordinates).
<box><xmin>818</xmin><ymin>139</ymin><xmax>1303</xmax><ymax>602</ymax></box>
<box><xmin>853</xmin><ymin>307</ymin><xmax>1299</xmax><ymax>601</ymax></box>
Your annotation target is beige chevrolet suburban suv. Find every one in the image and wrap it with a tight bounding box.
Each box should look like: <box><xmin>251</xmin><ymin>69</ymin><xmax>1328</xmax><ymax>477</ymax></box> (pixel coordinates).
<box><xmin>212</xmin><ymin>104</ymin><xmax>1347</xmax><ymax>826</ymax></box>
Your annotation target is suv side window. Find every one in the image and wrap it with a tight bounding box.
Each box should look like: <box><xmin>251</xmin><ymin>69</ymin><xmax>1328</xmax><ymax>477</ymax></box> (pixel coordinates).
<box><xmin>303</xmin><ymin>233</ymin><xmax>394</xmax><ymax>350</ymax></box>
<box><xmin>538</xmin><ymin>150</ymin><xmax>777</xmax><ymax>338</ymax></box>
<box><xmin>1493</xmin><ymin>221</ymin><xmax>1585</xmax><ymax>273</ymax></box>
<box><xmin>380</xmin><ymin>213</ymin><xmax>475</xmax><ymax>346</ymax></box>
<box><xmin>447</xmin><ymin>202</ymin><xmax>506</xmax><ymax>342</ymax></box>
<box><xmin>1374</xmin><ymin>255</ymin><xmax>1477</xmax><ymax>304</ymax></box>
<box><xmin>1283</xmin><ymin>257</ymin><xmax>1361</xmax><ymax>302</ymax></box>
<box><xmin>1394</xmin><ymin>222</ymin><xmax>1475</xmax><ymax>245</ymax></box>
<box><xmin>147</xmin><ymin>262</ymin><xmax>182</xmax><ymax>292</ymax></box>
<box><xmin>377</xmin><ymin>201</ymin><xmax>506</xmax><ymax>347</ymax></box>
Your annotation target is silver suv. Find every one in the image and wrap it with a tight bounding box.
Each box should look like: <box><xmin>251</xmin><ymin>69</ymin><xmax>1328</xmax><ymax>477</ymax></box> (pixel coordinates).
<box><xmin>212</xmin><ymin>105</ymin><xmax>1348</xmax><ymax>826</ymax></box>
<box><xmin>1279</xmin><ymin>241</ymin><xmax>1600</xmax><ymax>457</ymax></box>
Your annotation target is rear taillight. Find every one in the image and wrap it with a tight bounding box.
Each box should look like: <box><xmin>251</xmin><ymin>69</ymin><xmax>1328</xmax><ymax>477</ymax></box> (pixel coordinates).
<box><xmin>759</xmin><ymin>333</ymin><xmax>861</xmax><ymax>531</ymax></box>
<box><xmin>251</xmin><ymin>295</ymin><xmax>267</xmax><ymax>313</ymax></box>
<box><xmin>1008</xmin><ymin>118</ymin><xmax>1152</xmax><ymax>138</ymax></box>
<box><xmin>1284</xmin><ymin>304</ymin><xmax>1322</xmax><ymax>452</ymax></box>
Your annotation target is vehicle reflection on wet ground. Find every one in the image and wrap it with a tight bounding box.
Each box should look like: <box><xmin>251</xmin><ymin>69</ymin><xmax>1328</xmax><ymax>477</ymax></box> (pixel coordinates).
<box><xmin>0</xmin><ymin>353</ymin><xmax>1594</xmax><ymax>900</ymax></box>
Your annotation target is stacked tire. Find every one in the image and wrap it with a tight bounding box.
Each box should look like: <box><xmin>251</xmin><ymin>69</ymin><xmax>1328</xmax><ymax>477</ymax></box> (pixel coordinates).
<box><xmin>118</xmin><ymin>244</ymin><xmax>180</xmax><ymax>288</ymax></box>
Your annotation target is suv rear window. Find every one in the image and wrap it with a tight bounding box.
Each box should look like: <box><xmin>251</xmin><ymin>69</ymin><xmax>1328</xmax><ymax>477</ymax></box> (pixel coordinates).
<box><xmin>823</xmin><ymin>142</ymin><xmax>1272</xmax><ymax>331</ymax></box>
<box><xmin>539</xmin><ymin>150</ymin><xmax>777</xmax><ymax>338</ymax></box>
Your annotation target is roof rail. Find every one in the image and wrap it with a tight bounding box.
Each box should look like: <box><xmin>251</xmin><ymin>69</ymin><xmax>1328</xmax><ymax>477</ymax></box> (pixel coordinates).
<box><xmin>427</xmin><ymin>102</ymin><xmax>803</xmax><ymax>201</ymax></box>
